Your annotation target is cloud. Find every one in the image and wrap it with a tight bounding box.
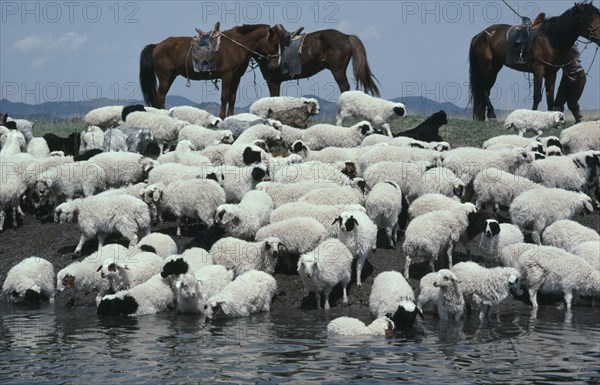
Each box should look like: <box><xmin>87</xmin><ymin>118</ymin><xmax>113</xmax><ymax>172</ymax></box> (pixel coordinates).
<box><xmin>337</xmin><ymin>20</ymin><xmax>381</xmax><ymax>41</ymax></box>
<box><xmin>12</xmin><ymin>32</ymin><xmax>88</xmax><ymax>53</ymax></box>
<box><xmin>31</xmin><ymin>57</ymin><xmax>50</xmax><ymax>69</ymax></box>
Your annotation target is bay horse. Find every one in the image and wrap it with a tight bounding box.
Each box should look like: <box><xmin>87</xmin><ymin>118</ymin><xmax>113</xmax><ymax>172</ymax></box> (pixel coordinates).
<box><xmin>469</xmin><ymin>2</ymin><xmax>600</xmax><ymax>120</ymax></box>
<box><xmin>256</xmin><ymin>28</ymin><xmax>380</xmax><ymax>97</ymax></box>
<box><xmin>139</xmin><ymin>24</ymin><xmax>286</xmax><ymax>118</ymax></box>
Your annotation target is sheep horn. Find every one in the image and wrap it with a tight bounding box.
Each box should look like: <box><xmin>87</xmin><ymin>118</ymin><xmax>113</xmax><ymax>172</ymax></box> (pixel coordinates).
<box><xmin>290</xmin><ymin>27</ymin><xmax>304</xmax><ymax>39</ymax></box>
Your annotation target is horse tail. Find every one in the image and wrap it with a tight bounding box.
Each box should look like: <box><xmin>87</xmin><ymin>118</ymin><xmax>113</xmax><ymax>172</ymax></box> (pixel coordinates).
<box><xmin>468</xmin><ymin>34</ymin><xmax>486</xmax><ymax>121</ymax></box>
<box><xmin>139</xmin><ymin>44</ymin><xmax>159</xmax><ymax>107</ymax></box>
<box><xmin>348</xmin><ymin>35</ymin><xmax>380</xmax><ymax>97</ymax></box>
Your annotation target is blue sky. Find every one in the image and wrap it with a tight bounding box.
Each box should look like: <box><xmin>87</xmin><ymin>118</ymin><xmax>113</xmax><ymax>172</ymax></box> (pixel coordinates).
<box><xmin>1</xmin><ymin>1</ymin><xmax>599</xmax><ymax>111</ymax></box>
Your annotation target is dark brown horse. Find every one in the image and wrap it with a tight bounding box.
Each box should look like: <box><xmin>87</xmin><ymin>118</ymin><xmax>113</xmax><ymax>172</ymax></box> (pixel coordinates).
<box><xmin>256</xmin><ymin>28</ymin><xmax>380</xmax><ymax>97</ymax></box>
<box><xmin>139</xmin><ymin>24</ymin><xmax>286</xmax><ymax>118</ymax></box>
<box><xmin>469</xmin><ymin>2</ymin><xmax>600</xmax><ymax>120</ymax></box>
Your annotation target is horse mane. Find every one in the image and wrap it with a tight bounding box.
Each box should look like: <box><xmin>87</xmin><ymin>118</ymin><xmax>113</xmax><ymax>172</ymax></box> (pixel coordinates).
<box><xmin>234</xmin><ymin>24</ymin><xmax>269</xmax><ymax>35</ymax></box>
<box><xmin>542</xmin><ymin>2</ymin><xmax>599</xmax><ymax>48</ymax></box>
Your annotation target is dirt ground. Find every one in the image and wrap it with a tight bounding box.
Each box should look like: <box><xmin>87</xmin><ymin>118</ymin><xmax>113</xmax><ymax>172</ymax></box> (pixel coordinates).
<box><xmin>1</xmin><ymin>206</ymin><xmax>598</xmax><ymax>311</ymax></box>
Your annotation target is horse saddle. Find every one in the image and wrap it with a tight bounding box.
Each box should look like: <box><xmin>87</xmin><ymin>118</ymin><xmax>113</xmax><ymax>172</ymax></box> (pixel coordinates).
<box><xmin>191</xmin><ymin>23</ymin><xmax>221</xmax><ymax>73</ymax></box>
<box><xmin>280</xmin><ymin>34</ymin><xmax>305</xmax><ymax>77</ymax></box>
<box><xmin>506</xmin><ymin>13</ymin><xmax>544</xmax><ymax>65</ymax></box>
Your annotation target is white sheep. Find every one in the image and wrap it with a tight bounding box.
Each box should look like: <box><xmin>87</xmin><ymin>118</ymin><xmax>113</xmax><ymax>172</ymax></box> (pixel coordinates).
<box><xmin>35</xmin><ymin>160</ymin><xmax>107</xmax><ymax>204</ymax></box>
<box><xmin>97</xmin><ymin>251</ymin><xmax>165</xmax><ymax>296</ymax></box>
<box><xmin>147</xmin><ymin>163</ymin><xmax>221</xmax><ymax>187</ymax></box>
<box><xmin>221</xmin><ymin>163</ymin><xmax>270</xmax><ymax>203</ymax></box>
<box><xmin>255</xmin><ymin>216</ymin><xmax>328</xmax><ymax>256</ymax></box>
<box><xmin>503</xmin><ymin>244</ymin><xmax>600</xmax><ymax>312</ymax></box>
<box><xmin>423</xmin><ymin>269</ymin><xmax>465</xmax><ymax>321</ymax></box>
<box><xmin>198</xmin><ymin>143</ymin><xmax>232</xmax><ymax>166</ymax></box>
<box><xmin>0</xmin><ymin>130</ymin><xmax>26</xmax><ymax>158</ymax></box>
<box><xmin>222</xmin><ymin>142</ymin><xmax>270</xmax><ymax>167</ymax></box>
<box><xmin>54</xmin><ymin>194</ymin><xmax>151</xmax><ymax>255</ymax></box>
<box><xmin>332</xmin><ymin>211</ymin><xmax>378</xmax><ymax>287</ymax></box>
<box><xmin>514</xmin><ymin>151</ymin><xmax>599</xmax><ymax>194</ymax></box>
<box><xmin>336</xmin><ymin>90</ymin><xmax>406</xmax><ymax>136</ymax></box>
<box><xmin>541</xmin><ymin>219</ymin><xmax>599</xmax><ymax>252</ymax></box>
<box><xmin>175</xmin><ymin>265</ymin><xmax>234</xmax><ymax>314</ymax></box>
<box><xmin>56</xmin><ymin>244</ymin><xmax>129</xmax><ymax>297</ymax></box>
<box><xmin>256</xmin><ymin>181</ymin><xmax>334</xmax><ymax>208</ymax></box>
<box><xmin>214</xmin><ymin>190</ymin><xmax>273</xmax><ymax>240</ymax></box>
<box><xmin>299</xmin><ymin>184</ymin><xmax>365</xmax><ymax>206</ymax></box>
<box><xmin>365</xmin><ymin>182</ymin><xmax>404</xmax><ymax>247</ymax></box>
<box><xmin>327</xmin><ymin>316</ymin><xmax>394</xmax><ymax>336</ymax></box>
<box><xmin>234</xmin><ymin>123</ymin><xmax>281</xmax><ymax>145</ymax></box>
<box><xmin>482</xmin><ymin>134</ymin><xmax>545</xmax><ymax>151</ymax></box>
<box><xmin>178</xmin><ymin>124</ymin><xmax>234</xmax><ymax>150</ymax></box>
<box><xmin>280</xmin><ymin>124</ymin><xmax>305</xmax><ymax>147</ymax></box>
<box><xmin>103</xmin><ymin>128</ymin><xmax>129</xmax><ymax>152</ymax></box>
<box><xmin>156</xmin><ymin>140</ymin><xmax>214</xmax><ymax>167</ymax></box>
<box><xmin>403</xmin><ymin>203</ymin><xmax>478</xmax><ymax>278</ymax></box>
<box><xmin>126</xmin><ymin>111</ymin><xmax>188</xmax><ymax>153</ymax></box>
<box><xmin>408</xmin><ymin>193</ymin><xmax>465</xmax><ymax>220</ymax></box>
<box><xmin>442</xmin><ymin>147</ymin><xmax>534</xmax><ymax>188</ymax></box>
<box><xmin>473</xmin><ymin>168</ymin><xmax>543</xmax><ymax>211</ymax></box>
<box><xmin>570</xmin><ymin>241</ymin><xmax>600</xmax><ymax>271</ymax></box>
<box><xmin>169</xmin><ymin>105</ymin><xmax>221</xmax><ymax>127</ymax></box>
<box><xmin>503</xmin><ymin>109</ymin><xmax>565</xmax><ymax>136</ymax></box>
<box><xmin>80</xmin><ymin>126</ymin><xmax>104</xmax><ymax>154</ymax></box>
<box><xmin>509</xmin><ymin>187</ymin><xmax>594</xmax><ymax>244</ymax></box>
<box><xmin>6</xmin><ymin>117</ymin><xmax>34</xmax><ymax>143</ymax></box>
<box><xmin>2</xmin><ymin>257</ymin><xmax>55</xmax><ymax>303</ymax></box>
<box><xmin>359</xmin><ymin>146</ymin><xmax>443</xmax><ymax>175</ymax></box>
<box><xmin>300</xmin><ymin>121</ymin><xmax>374</xmax><ymax>150</ymax></box>
<box><xmin>479</xmin><ymin>219</ymin><xmax>524</xmax><ymax>261</ymax></box>
<box><xmin>157</xmin><ymin>178</ymin><xmax>226</xmax><ymax>236</ymax></box>
<box><xmin>559</xmin><ymin>120</ymin><xmax>600</xmax><ymax>154</ymax></box>
<box><xmin>249</xmin><ymin>96</ymin><xmax>320</xmax><ymax>128</ymax></box>
<box><xmin>89</xmin><ymin>152</ymin><xmax>155</xmax><ymax>188</ymax></box>
<box><xmin>0</xmin><ymin>165</ymin><xmax>27</xmax><ymax>231</ymax></box>
<box><xmin>270</xmin><ymin>202</ymin><xmax>365</xmax><ymax>238</ymax></box>
<box><xmin>369</xmin><ymin>271</ymin><xmax>423</xmax><ymax>329</ymax></box>
<box><xmin>219</xmin><ymin>114</ymin><xmax>275</xmax><ymax>139</ymax></box>
<box><xmin>271</xmin><ymin>160</ymin><xmax>351</xmax><ymax>185</ymax></box>
<box><xmin>204</xmin><ymin>269</ymin><xmax>277</xmax><ymax>319</ymax></box>
<box><xmin>297</xmin><ymin>238</ymin><xmax>354</xmax><ymax>310</ymax></box>
<box><xmin>451</xmin><ymin>261</ymin><xmax>520</xmax><ymax>320</ymax></box>
<box><xmin>545</xmin><ymin>145</ymin><xmax>563</xmax><ymax>156</ymax></box>
<box><xmin>160</xmin><ymin>248</ymin><xmax>213</xmax><ymax>278</ymax></box>
<box><xmin>26</xmin><ymin>138</ymin><xmax>50</xmax><ymax>157</ymax></box>
<box><xmin>290</xmin><ymin>140</ymin><xmax>382</xmax><ymax>165</ymax></box>
<box><xmin>389</xmin><ymin>136</ymin><xmax>451</xmax><ymax>152</ymax></box>
<box><xmin>132</xmin><ymin>232</ymin><xmax>177</xmax><ymax>258</ymax></box>
<box><xmin>84</xmin><ymin>105</ymin><xmax>125</xmax><ymax>129</ymax></box>
<box><xmin>97</xmin><ymin>274</ymin><xmax>175</xmax><ymax>316</ymax></box>
<box><xmin>210</xmin><ymin>237</ymin><xmax>283</xmax><ymax>277</ymax></box>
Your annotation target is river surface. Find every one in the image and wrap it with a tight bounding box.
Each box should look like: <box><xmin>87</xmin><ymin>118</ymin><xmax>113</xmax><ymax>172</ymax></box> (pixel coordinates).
<box><xmin>1</xmin><ymin>302</ymin><xmax>599</xmax><ymax>384</ymax></box>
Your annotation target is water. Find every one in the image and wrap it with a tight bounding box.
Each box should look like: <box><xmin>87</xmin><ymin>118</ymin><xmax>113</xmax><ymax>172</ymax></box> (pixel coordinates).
<box><xmin>1</xmin><ymin>302</ymin><xmax>599</xmax><ymax>384</ymax></box>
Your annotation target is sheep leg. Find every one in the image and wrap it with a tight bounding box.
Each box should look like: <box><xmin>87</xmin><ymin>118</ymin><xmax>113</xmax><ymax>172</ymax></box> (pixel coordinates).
<box><xmin>176</xmin><ymin>217</ymin><xmax>182</xmax><ymax>237</ymax></box>
<box><xmin>528</xmin><ymin>286</ymin><xmax>539</xmax><ymax>310</ymax></box>
<box><xmin>315</xmin><ymin>292</ymin><xmax>321</xmax><ymax>310</ymax></box>
<box><xmin>323</xmin><ymin>288</ymin><xmax>332</xmax><ymax>310</ymax></box>
<box><xmin>385</xmin><ymin>226</ymin><xmax>394</xmax><ymax>248</ymax></box>
<box><xmin>0</xmin><ymin>210</ymin><xmax>5</xmax><ymax>231</ymax></box>
<box><xmin>74</xmin><ymin>234</ymin><xmax>91</xmax><ymax>255</ymax></box>
<box><xmin>531</xmin><ymin>230</ymin><xmax>541</xmax><ymax>245</ymax></box>
<box><xmin>11</xmin><ymin>205</ymin><xmax>18</xmax><ymax>228</ymax></box>
<box><xmin>446</xmin><ymin>243</ymin><xmax>455</xmax><ymax>269</ymax></box>
<box><xmin>428</xmin><ymin>257</ymin><xmax>436</xmax><ymax>273</ymax></box>
<box><xmin>404</xmin><ymin>255</ymin><xmax>412</xmax><ymax>279</ymax></box>
<box><xmin>438</xmin><ymin>308</ymin><xmax>449</xmax><ymax>321</ymax></box>
<box><xmin>382</xmin><ymin>123</ymin><xmax>392</xmax><ymax>137</ymax></box>
<box><xmin>342</xmin><ymin>284</ymin><xmax>348</xmax><ymax>305</ymax></box>
<box><xmin>392</xmin><ymin>222</ymin><xmax>399</xmax><ymax>246</ymax></box>
<box><xmin>564</xmin><ymin>290</ymin><xmax>573</xmax><ymax>311</ymax></box>
<box><xmin>96</xmin><ymin>233</ymin><xmax>107</xmax><ymax>249</ymax></box>
<box><xmin>356</xmin><ymin>255</ymin><xmax>367</xmax><ymax>287</ymax></box>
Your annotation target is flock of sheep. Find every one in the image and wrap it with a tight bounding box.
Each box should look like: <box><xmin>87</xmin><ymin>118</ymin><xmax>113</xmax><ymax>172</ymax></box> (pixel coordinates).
<box><xmin>1</xmin><ymin>90</ymin><xmax>599</xmax><ymax>337</ymax></box>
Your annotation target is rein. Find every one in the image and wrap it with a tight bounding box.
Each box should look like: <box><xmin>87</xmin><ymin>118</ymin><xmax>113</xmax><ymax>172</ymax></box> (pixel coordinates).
<box><xmin>218</xmin><ymin>31</ymin><xmax>281</xmax><ymax>61</ymax></box>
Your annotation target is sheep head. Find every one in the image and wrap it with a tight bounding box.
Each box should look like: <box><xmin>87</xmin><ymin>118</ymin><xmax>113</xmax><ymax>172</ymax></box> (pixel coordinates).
<box><xmin>175</xmin><ymin>273</ymin><xmax>199</xmax><ymax>299</ymax></box>
<box><xmin>297</xmin><ymin>252</ymin><xmax>317</xmax><ymax>278</ymax></box>
<box><xmin>251</xmin><ymin>164</ymin><xmax>270</xmax><ymax>182</ymax></box>
<box><xmin>333</xmin><ymin>213</ymin><xmax>360</xmax><ymax>232</ymax></box>
<box><xmin>161</xmin><ymin>258</ymin><xmax>190</xmax><ymax>278</ymax></box>
<box><xmin>355</xmin><ymin>121</ymin><xmax>374</xmax><ymax>136</ymax></box>
<box><xmin>432</xmin><ymin>269</ymin><xmax>460</xmax><ymax>289</ymax></box>
<box><xmin>393</xmin><ymin>104</ymin><xmax>406</xmax><ymax>117</ymax></box>
<box><xmin>388</xmin><ymin>300</ymin><xmax>423</xmax><ymax>329</ymax></box>
<box><xmin>554</xmin><ymin>111</ymin><xmax>566</xmax><ymax>125</ymax></box>
<box><xmin>53</xmin><ymin>203</ymin><xmax>79</xmax><ymax>224</ymax></box>
<box><xmin>484</xmin><ymin>219</ymin><xmax>501</xmax><ymax>238</ymax></box>
<box><xmin>289</xmin><ymin>140</ymin><xmax>308</xmax><ymax>155</ymax></box>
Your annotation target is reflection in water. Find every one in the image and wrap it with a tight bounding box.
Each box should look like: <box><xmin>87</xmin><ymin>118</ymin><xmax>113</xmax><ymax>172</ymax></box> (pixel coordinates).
<box><xmin>0</xmin><ymin>301</ymin><xmax>599</xmax><ymax>384</ymax></box>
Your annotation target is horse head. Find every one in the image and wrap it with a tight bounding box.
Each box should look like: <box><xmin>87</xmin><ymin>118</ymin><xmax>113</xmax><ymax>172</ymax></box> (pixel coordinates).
<box><xmin>574</xmin><ymin>1</ymin><xmax>600</xmax><ymax>44</ymax></box>
<box><xmin>263</xmin><ymin>25</ymin><xmax>289</xmax><ymax>69</ymax></box>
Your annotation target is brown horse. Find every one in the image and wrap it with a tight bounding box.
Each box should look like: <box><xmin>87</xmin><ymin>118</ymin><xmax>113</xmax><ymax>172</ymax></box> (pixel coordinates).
<box><xmin>469</xmin><ymin>2</ymin><xmax>600</xmax><ymax>120</ymax></box>
<box><xmin>139</xmin><ymin>24</ymin><xmax>286</xmax><ymax>118</ymax></box>
<box><xmin>256</xmin><ymin>28</ymin><xmax>380</xmax><ymax>97</ymax></box>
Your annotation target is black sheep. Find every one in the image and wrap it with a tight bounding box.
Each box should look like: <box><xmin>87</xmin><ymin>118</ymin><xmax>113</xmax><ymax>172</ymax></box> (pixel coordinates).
<box><xmin>43</xmin><ymin>132</ymin><xmax>81</xmax><ymax>156</ymax></box>
<box><xmin>393</xmin><ymin>110</ymin><xmax>447</xmax><ymax>142</ymax></box>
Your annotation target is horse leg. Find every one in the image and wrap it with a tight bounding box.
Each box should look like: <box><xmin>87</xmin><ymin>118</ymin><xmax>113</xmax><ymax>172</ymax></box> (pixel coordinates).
<box><xmin>226</xmin><ymin>75</ymin><xmax>243</xmax><ymax>117</ymax></box>
<box><xmin>484</xmin><ymin>64</ymin><xmax>502</xmax><ymax>120</ymax></box>
<box><xmin>531</xmin><ymin>65</ymin><xmax>545</xmax><ymax>110</ymax></box>
<box><xmin>156</xmin><ymin>73</ymin><xmax>176</xmax><ymax>109</ymax></box>
<box><xmin>218</xmin><ymin>79</ymin><xmax>230</xmax><ymax>119</ymax></box>
<box><xmin>267</xmin><ymin>81</ymin><xmax>281</xmax><ymax>97</ymax></box>
<box><xmin>544</xmin><ymin>71</ymin><xmax>557</xmax><ymax>111</ymax></box>
<box><xmin>331</xmin><ymin>68</ymin><xmax>351</xmax><ymax>94</ymax></box>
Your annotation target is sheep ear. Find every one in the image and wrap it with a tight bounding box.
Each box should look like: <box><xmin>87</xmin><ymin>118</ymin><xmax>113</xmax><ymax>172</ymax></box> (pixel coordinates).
<box><xmin>331</xmin><ymin>217</ymin><xmax>341</xmax><ymax>226</ymax></box>
<box><xmin>232</xmin><ymin>216</ymin><xmax>240</xmax><ymax>226</ymax></box>
<box><xmin>53</xmin><ymin>209</ymin><xmax>61</xmax><ymax>223</ymax></box>
<box><xmin>46</xmin><ymin>179</ymin><xmax>53</xmax><ymax>187</ymax></box>
<box><xmin>264</xmin><ymin>241</ymin><xmax>271</xmax><ymax>251</ymax></box>
<box><xmin>152</xmin><ymin>189</ymin><xmax>161</xmax><ymax>202</ymax></box>
<box><xmin>175</xmin><ymin>280</ymin><xmax>182</xmax><ymax>289</ymax></box>
<box><xmin>96</xmin><ymin>265</ymin><xmax>102</xmax><ymax>272</ymax></box>
<box><xmin>351</xmin><ymin>217</ymin><xmax>359</xmax><ymax>227</ymax></box>
<box><xmin>66</xmin><ymin>275</ymin><xmax>76</xmax><ymax>288</ymax></box>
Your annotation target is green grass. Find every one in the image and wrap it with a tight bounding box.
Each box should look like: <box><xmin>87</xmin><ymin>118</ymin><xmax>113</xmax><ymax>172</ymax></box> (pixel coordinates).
<box><xmin>33</xmin><ymin>118</ymin><xmax>87</xmax><ymax>138</ymax></box>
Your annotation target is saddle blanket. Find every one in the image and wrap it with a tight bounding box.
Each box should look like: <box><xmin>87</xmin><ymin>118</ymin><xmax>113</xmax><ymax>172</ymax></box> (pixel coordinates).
<box><xmin>280</xmin><ymin>34</ymin><xmax>304</xmax><ymax>77</ymax></box>
<box><xmin>192</xmin><ymin>32</ymin><xmax>220</xmax><ymax>73</ymax></box>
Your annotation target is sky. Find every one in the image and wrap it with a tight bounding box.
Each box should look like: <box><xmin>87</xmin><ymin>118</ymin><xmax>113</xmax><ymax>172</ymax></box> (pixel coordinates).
<box><xmin>1</xmin><ymin>1</ymin><xmax>599</xmax><ymax>111</ymax></box>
